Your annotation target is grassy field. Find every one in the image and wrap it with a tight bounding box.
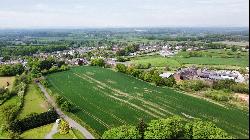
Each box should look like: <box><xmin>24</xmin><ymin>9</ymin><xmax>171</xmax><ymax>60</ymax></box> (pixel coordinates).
<box><xmin>215</xmin><ymin>41</ymin><xmax>249</xmax><ymax>46</ymax></box>
<box><xmin>131</xmin><ymin>55</ymin><xmax>181</xmax><ymax>68</ymax></box>
<box><xmin>0</xmin><ymin>76</ymin><xmax>15</xmax><ymax>90</ymax></box>
<box><xmin>47</xmin><ymin>66</ymin><xmax>249</xmax><ymax>138</ymax></box>
<box><xmin>173</xmin><ymin>57</ymin><xmax>249</xmax><ymax>67</ymax></box>
<box><xmin>20</xmin><ymin>123</ymin><xmax>54</xmax><ymax>139</ymax></box>
<box><xmin>129</xmin><ymin>49</ymin><xmax>249</xmax><ymax>68</ymax></box>
<box><xmin>18</xmin><ymin>84</ymin><xmax>49</xmax><ymax>119</ymax></box>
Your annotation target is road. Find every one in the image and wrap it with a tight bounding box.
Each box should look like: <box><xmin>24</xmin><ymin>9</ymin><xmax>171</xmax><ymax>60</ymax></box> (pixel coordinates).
<box><xmin>37</xmin><ymin>83</ymin><xmax>95</xmax><ymax>139</ymax></box>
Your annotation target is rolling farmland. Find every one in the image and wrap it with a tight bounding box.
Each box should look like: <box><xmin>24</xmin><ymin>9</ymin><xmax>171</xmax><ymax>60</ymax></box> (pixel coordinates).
<box><xmin>130</xmin><ymin>49</ymin><xmax>249</xmax><ymax>68</ymax></box>
<box><xmin>47</xmin><ymin>66</ymin><xmax>249</xmax><ymax>138</ymax></box>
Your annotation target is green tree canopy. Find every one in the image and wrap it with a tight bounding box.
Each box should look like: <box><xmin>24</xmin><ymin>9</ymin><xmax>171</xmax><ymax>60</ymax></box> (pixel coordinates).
<box><xmin>102</xmin><ymin>125</ymin><xmax>141</xmax><ymax>139</ymax></box>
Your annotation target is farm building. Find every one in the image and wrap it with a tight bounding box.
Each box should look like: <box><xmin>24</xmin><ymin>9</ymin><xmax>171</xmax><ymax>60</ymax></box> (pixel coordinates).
<box><xmin>159</xmin><ymin>72</ymin><xmax>174</xmax><ymax>78</ymax></box>
<box><xmin>174</xmin><ymin>66</ymin><xmax>247</xmax><ymax>83</ymax></box>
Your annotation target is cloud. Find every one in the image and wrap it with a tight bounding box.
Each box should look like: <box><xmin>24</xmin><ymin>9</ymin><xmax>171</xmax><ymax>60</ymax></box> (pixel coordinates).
<box><xmin>0</xmin><ymin>0</ymin><xmax>248</xmax><ymax>28</ymax></box>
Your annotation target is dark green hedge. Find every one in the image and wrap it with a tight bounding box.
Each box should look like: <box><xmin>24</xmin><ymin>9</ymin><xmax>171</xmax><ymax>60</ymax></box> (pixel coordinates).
<box><xmin>10</xmin><ymin>110</ymin><xmax>59</xmax><ymax>133</ymax></box>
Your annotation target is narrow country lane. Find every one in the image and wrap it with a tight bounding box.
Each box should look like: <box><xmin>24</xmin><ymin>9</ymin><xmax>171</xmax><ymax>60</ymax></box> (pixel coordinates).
<box><xmin>37</xmin><ymin>83</ymin><xmax>95</xmax><ymax>139</ymax></box>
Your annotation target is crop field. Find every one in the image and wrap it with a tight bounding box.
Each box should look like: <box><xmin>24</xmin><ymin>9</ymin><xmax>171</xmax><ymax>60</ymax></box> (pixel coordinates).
<box><xmin>47</xmin><ymin>66</ymin><xmax>249</xmax><ymax>138</ymax></box>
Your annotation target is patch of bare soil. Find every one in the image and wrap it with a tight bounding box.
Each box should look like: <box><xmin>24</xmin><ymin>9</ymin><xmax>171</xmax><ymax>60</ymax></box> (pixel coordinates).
<box><xmin>234</xmin><ymin>93</ymin><xmax>249</xmax><ymax>104</ymax></box>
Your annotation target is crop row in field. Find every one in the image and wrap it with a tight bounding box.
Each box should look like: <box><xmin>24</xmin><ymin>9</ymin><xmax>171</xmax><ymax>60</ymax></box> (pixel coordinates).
<box><xmin>47</xmin><ymin>66</ymin><xmax>249</xmax><ymax>138</ymax></box>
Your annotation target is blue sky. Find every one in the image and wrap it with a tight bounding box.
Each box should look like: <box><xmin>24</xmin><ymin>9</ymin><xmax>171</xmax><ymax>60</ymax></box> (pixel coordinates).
<box><xmin>0</xmin><ymin>0</ymin><xmax>249</xmax><ymax>28</ymax></box>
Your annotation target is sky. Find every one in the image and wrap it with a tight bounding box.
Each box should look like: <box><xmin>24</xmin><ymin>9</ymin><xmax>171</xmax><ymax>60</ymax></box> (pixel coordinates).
<box><xmin>0</xmin><ymin>0</ymin><xmax>249</xmax><ymax>28</ymax></box>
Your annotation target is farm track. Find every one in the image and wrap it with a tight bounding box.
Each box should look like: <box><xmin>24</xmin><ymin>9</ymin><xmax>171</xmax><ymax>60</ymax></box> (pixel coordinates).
<box><xmin>46</xmin><ymin>66</ymin><xmax>249</xmax><ymax>138</ymax></box>
<box><xmin>37</xmin><ymin>83</ymin><xmax>95</xmax><ymax>139</ymax></box>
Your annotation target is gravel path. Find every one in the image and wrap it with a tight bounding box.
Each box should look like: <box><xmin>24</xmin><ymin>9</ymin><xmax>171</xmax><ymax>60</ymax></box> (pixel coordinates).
<box><xmin>38</xmin><ymin>83</ymin><xmax>95</xmax><ymax>139</ymax></box>
<box><xmin>44</xmin><ymin>122</ymin><xmax>58</xmax><ymax>139</ymax></box>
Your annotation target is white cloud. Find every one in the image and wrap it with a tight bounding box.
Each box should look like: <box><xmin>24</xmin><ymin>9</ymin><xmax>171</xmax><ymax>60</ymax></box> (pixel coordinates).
<box><xmin>0</xmin><ymin>0</ymin><xmax>248</xmax><ymax>28</ymax></box>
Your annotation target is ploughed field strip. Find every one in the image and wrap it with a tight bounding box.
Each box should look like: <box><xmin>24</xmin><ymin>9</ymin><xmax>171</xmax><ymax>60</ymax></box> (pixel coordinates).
<box><xmin>47</xmin><ymin>66</ymin><xmax>249</xmax><ymax>138</ymax></box>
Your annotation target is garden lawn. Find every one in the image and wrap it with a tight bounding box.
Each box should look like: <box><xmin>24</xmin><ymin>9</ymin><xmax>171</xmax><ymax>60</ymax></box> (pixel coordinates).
<box><xmin>18</xmin><ymin>84</ymin><xmax>49</xmax><ymax>119</ymax></box>
<box><xmin>47</xmin><ymin>66</ymin><xmax>249</xmax><ymax>138</ymax></box>
<box><xmin>52</xmin><ymin>129</ymin><xmax>85</xmax><ymax>139</ymax></box>
<box><xmin>20</xmin><ymin>123</ymin><xmax>54</xmax><ymax>139</ymax></box>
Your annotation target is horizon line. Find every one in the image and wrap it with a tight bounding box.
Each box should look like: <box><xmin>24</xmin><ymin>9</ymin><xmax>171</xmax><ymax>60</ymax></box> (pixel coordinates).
<box><xmin>0</xmin><ymin>26</ymin><xmax>249</xmax><ymax>30</ymax></box>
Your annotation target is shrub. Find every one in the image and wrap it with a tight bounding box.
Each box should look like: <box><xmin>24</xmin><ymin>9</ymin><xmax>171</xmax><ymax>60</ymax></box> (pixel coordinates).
<box><xmin>55</xmin><ymin>95</ymin><xmax>74</xmax><ymax>112</ymax></box>
<box><xmin>230</xmin><ymin>83</ymin><xmax>249</xmax><ymax>94</ymax></box>
<box><xmin>134</xmin><ymin>63</ymin><xmax>151</xmax><ymax>69</ymax></box>
<box><xmin>204</xmin><ymin>90</ymin><xmax>232</xmax><ymax>102</ymax></box>
<box><xmin>164</xmin><ymin>76</ymin><xmax>176</xmax><ymax>87</ymax></box>
<box><xmin>144</xmin><ymin>116</ymin><xmax>184</xmax><ymax>139</ymax></box>
<box><xmin>59</xmin><ymin>120</ymin><xmax>70</xmax><ymax>134</ymax></box>
<box><xmin>184</xmin><ymin>120</ymin><xmax>232</xmax><ymax>139</ymax></box>
<box><xmin>212</xmin><ymin>79</ymin><xmax>236</xmax><ymax>90</ymax></box>
<box><xmin>102</xmin><ymin>125</ymin><xmax>141</xmax><ymax>139</ymax></box>
<box><xmin>178</xmin><ymin>80</ymin><xmax>208</xmax><ymax>91</ymax></box>
<box><xmin>61</xmin><ymin>101</ymin><xmax>73</xmax><ymax>112</ymax></box>
<box><xmin>115</xmin><ymin>64</ymin><xmax>127</xmax><ymax>73</ymax></box>
<box><xmin>116</xmin><ymin>57</ymin><xmax>130</xmax><ymax>62</ymax></box>
<box><xmin>90</xmin><ymin>58</ymin><xmax>105</xmax><ymax>67</ymax></box>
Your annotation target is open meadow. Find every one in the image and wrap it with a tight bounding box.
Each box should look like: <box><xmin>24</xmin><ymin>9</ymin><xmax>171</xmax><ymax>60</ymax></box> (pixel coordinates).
<box><xmin>47</xmin><ymin>66</ymin><xmax>249</xmax><ymax>138</ymax></box>
<box><xmin>129</xmin><ymin>49</ymin><xmax>249</xmax><ymax>69</ymax></box>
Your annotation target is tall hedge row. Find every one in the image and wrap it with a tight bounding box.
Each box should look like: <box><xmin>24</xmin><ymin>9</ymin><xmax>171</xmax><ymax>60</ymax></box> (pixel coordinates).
<box><xmin>10</xmin><ymin>110</ymin><xmax>59</xmax><ymax>133</ymax></box>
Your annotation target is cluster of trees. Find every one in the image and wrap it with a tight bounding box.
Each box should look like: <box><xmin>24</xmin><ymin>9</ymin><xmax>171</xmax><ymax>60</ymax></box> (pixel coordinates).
<box><xmin>116</xmin><ymin>57</ymin><xmax>130</xmax><ymax>62</ymax></box>
<box><xmin>0</xmin><ymin>73</ymin><xmax>30</xmax><ymax>138</ymax></box>
<box><xmin>27</xmin><ymin>57</ymin><xmax>69</xmax><ymax>78</ymax></box>
<box><xmin>177</xmin><ymin>80</ymin><xmax>209</xmax><ymax>92</ymax></box>
<box><xmin>133</xmin><ymin>63</ymin><xmax>152</xmax><ymax>69</ymax></box>
<box><xmin>204</xmin><ymin>90</ymin><xmax>232</xmax><ymax>102</ymax></box>
<box><xmin>212</xmin><ymin>79</ymin><xmax>249</xmax><ymax>94</ymax></box>
<box><xmin>90</xmin><ymin>58</ymin><xmax>106</xmax><ymax>67</ymax></box>
<box><xmin>183</xmin><ymin>51</ymin><xmax>203</xmax><ymax>58</ymax></box>
<box><xmin>116</xmin><ymin>44</ymin><xmax>139</xmax><ymax>56</ymax></box>
<box><xmin>115</xmin><ymin>64</ymin><xmax>176</xmax><ymax>87</ymax></box>
<box><xmin>0</xmin><ymin>64</ymin><xmax>25</xmax><ymax>76</ymax></box>
<box><xmin>177</xmin><ymin>79</ymin><xmax>249</xmax><ymax>94</ymax></box>
<box><xmin>0</xmin><ymin>45</ymin><xmax>67</xmax><ymax>57</ymax></box>
<box><xmin>9</xmin><ymin>110</ymin><xmax>58</xmax><ymax>133</ymax></box>
<box><xmin>56</xmin><ymin>95</ymin><xmax>74</xmax><ymax>112</ymax></box>
<box><xmin>102</xmin><ymin>116</ymin><xmax>232</xmax><ymax>139</ymax></box>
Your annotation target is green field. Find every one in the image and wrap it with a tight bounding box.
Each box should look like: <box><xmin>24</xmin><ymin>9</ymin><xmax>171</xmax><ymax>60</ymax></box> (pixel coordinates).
<box><xmin>129</xmin><ymin>49</ymin><xmax>249</xmax><ymax>68</ymax></box>
<box><xmin>20</xmin><ymin>123</ymin><xmax>54</xmax><ymax>139</ymax></box>
<box><xmin>47</xmin><ymin>66</ymin><xmax>249</xmax><ymax>138</ymax></box>
<box><xmin>18</xmin><ymin>84</ymin><xmax>49</xmax><ymax>119</ymax></box>
<box><xmin>131</xmin><ymin>55</ymin><xmax>181</xmax><ymax>68</ymax></box>
<box><xmin>174</xmin><ymin>57</ymin><xmax>249</xmax><ymax>66</ymax></box>
<box><xmin>215</xmin><ymin>41</ymin><xmax>249</xmax><ymax>46</ymax></box>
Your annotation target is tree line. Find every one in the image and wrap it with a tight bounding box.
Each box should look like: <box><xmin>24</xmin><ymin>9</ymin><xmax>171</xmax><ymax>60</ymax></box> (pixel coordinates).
<box><xmin>102</xmin><ymin>116</ymin><xmax>232</xmax><ymax>139</ymax></box>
